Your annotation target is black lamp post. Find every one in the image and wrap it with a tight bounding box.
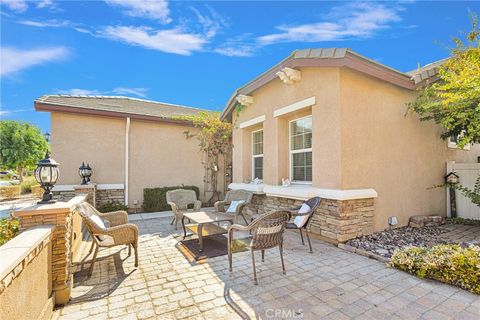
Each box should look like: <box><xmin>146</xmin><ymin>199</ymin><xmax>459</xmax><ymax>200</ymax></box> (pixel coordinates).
<box><xmin>445</xmin><ymin>172</ymin><xmax>459</xmax><ymax>218</ymax></box>
<box><xmin>79</xmin><ymin>162</ymin><xmax>92</xmax><ymax>185</ymax></box>
<box><xmin>34</xmin><ymin>152</ymin><xmax>59</xmax><ymax>204</ymax></box>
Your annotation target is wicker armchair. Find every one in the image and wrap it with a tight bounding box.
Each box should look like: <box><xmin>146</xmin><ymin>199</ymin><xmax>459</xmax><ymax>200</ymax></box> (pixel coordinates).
<box><xmin>227</xmin><ymin>210</ymin><xmax>290</xmax><ymax>285</ymax></box>
<box><xmin>286</xmin><ymin>197</ymin><xmax>321</xmax><ymax>253</ymax></box>
<box><xmin>214</xmin><ymin>189</ymin><xmax>253</xmax><ymax>225</ymax></box>
<box><xmin>166</xmin><ymin>189</ymin><xmax>202</xmax><ymax>229</ymax></box>
<box><xmin>75</xmin><ymin>202</ymin><xmax>139</xmax><ymax>275</ymax></box>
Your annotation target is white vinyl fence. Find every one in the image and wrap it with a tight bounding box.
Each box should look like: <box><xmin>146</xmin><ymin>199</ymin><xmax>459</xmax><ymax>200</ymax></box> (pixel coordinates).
<box><xmin>446</xmin><ymin>161</ymin><xmax>480</xmax><ymax>220</ymax></box>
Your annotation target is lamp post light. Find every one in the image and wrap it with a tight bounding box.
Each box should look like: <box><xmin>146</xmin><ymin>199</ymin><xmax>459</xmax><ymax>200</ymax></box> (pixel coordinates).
<box><xmin>44</xmin><ymin>132</ymin><xmax>51</xmax><ymax>143</ymax></box>
<box><xmin>445</xmin><ymin>172</ymin><xmax>460</xmax><ymax>218</ymax></box>
<box><xmin>79</xmin><ymin>162</ymin><xmax>92</xmax><ymax>185</ymax></box>
<box><xmin>34</xmin><ymin>152</ymin><xmax>59</xmax><ymax>204</ymax></box>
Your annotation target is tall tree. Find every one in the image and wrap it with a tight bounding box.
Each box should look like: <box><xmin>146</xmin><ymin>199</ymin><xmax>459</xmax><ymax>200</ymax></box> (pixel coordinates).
<box><xmin>407</xmin><ymin>13</ymin><xmax>480</xmax><ymax>149</ymax></box>
<box><xmin>0</xmin><ymin>120</ymin><xmax>48</xmax><ymax>182</ymax></box>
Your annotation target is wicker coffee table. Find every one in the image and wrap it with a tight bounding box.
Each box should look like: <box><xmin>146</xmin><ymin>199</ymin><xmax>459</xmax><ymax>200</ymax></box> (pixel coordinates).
<box><xmin>182</xmin><ymin>211</ymin><xmax>234</xmax><ymax>252</ymax></box>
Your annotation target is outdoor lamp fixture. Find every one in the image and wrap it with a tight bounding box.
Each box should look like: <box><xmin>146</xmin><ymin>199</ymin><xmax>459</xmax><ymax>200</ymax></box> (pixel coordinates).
<box><xmin>34</xmin><ymin>152</ymin><xmax>59</xmax><ymax>204</ymax></box>
<box><xmin>445</xmin><ymin>172</ymin><xmax>460</xmax><ymax>218</ymax></box>
<box><xmin>44</xmin><ymin>132</ymin><xmax>51</xmax><ymax>143</ymax></box>
<box><xmin>79</xmin><ymin>162</ymin><xmax>92</xmax><ymax>185</ymax></box>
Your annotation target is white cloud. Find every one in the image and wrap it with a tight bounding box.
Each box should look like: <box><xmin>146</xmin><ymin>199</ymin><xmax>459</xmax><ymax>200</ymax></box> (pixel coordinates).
<box><xmin>55</xmin><ymin>87</ymin><xmax>150</xmax><ymax>98</ymax></box>
<box><xmin>56</xmin><ymin>89</ymin><xmax>101</xmax><ymax>95</ymax></box>
<box><xmin>100</xmin><ymin>25</ymin><xmax>207</xmax><ymax>55</ymax></box>
<box><xmin>214</xmin><ymin>45</ymin><xmax>255</xmax><ymax>57</ymax></box>
<box><xmin>1</xmin><ymin>0</ymin><xmax>28</xmax><ymax>12</ymax></box>
<box><xmin>0</xmin><ymin>108</ymin><xmax>33</xmax><ymax>116</ymax></box>
<box><xmin>105</xmin><ymin>0</ymin><xmax>171</xmax><ymax>24</ymax></box>
<box><xmin>36</xmin><ymin>0</ymin><xmax>54</xmax><ymax>9</ymax></box>
<box><xmin>112</xmin><ymin>87</ymin><xmax>149</xmax><ymax>98</ymax></box>
<box><xmin>258</xmin><ymin>2</ymin><xmax>402</xmax><ymax>45</ymax></box>
<box><xmin>0</xmin><ymin>46</ymin><xmax>69</xmax><ymax>77</ymax></box>
<box><xmin>18</xmin><ymin>19</ymin><xmax>70</xmax><ymax>27</ymax></box>
<box><xmin>1</xmin><ymin>0</ymin><xmax>56</xmax><ymax>12</ymax></box>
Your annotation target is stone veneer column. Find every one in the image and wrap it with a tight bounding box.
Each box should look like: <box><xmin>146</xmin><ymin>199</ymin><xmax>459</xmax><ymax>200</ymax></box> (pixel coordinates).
<box><xmin>74</xmin><ymin>184</ymin><xmax>96</xmax><ymax>206</ymax></box>
<box><xmin>14</xmin><ymin>195</ymin><xmax>87</xmax><ymax>305</ymax></box>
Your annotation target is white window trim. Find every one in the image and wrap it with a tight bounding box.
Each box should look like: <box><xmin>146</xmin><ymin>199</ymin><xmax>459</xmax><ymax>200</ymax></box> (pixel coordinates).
<box><xmin>289</xmin><ymin>115</ymin><xmax>312</xmax><ymax>184</ymax></box>
<box><xmin>252</xmin><ymin>129</ymin><xmax>264</xmax><ymax>180</ymax></box>
<box><xmin>239</xmin><ymin>115</ymin><xmax>265</xmax><ymax>129</ymax></box>
<box><xmin>274</xmin><ymin>96</ymin><xmax>315</xmax><ymax>118</ymax></box>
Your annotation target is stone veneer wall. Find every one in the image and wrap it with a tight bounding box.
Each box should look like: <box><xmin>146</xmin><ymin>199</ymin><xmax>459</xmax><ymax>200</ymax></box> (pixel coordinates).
<box><xmin>53</xmin><ymin>190</ymin><xmax>76</xmax><ymax>202</ymax></box>
<box><xmin>53</xmin><ymin>187</ymin><xmax>125</xmax><ymax>207</ymax></box>
<box><xmin>96</xmin><ymin>188</ymin><xmax>125</xmax><ymax>207</ymax></box>
<box><xmin>247</xmin><ymin>194</ymin><xmax>375</xmax><ymax>243</ymax></box>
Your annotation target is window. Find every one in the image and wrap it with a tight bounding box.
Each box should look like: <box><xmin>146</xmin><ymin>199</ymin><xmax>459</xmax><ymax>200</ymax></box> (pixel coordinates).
<box><xmin>290</xmin><ymin>116</ymin><xmax>312</xmax><ymax>182</ymax></box>
<box><xmin>252</xmin><ymin>130</ymin><xmax>263</xmax><ymax>180</ymax></box>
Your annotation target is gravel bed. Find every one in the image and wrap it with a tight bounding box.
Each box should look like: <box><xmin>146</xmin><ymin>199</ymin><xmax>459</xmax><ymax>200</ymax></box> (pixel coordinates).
<box><xmin>345</xmin><ymin>226</ymin><xmax>450</xmax><ymax>258</ymax></box>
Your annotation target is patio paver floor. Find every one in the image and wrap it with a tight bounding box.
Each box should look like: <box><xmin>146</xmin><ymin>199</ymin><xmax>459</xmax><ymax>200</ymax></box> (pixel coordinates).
<box><xmin>58</xmin><ymin>216</ymin><xmax>480</xmax><ymax>320</ymax></box>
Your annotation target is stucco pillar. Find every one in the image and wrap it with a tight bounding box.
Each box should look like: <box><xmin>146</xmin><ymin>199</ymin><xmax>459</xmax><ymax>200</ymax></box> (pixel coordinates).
<box><xmin>14</xmin><ymin>195</ymin><xmax>87</xmax><ymax>306</ymax></box>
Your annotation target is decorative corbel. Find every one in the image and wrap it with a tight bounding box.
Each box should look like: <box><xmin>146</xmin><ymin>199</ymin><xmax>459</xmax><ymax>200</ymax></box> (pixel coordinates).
<box><xmin>276</xmin><ymin>67</ymin><xmax>301</xmax><ymax>84</ymax></box>
<box><xmin>236</xmin><ymin>94</ymin><xmax>254</xmax><ymax>106</ymax></box>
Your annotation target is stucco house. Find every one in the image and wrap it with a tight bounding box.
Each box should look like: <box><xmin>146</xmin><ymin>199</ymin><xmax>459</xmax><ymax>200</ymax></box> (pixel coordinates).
<box><xmin>35</xmin><ymin>95</ymin><xmax>227</xmax><ymax>209</ymax></box>
<box><xmin>222</xmin><ymin>48</ymin><xmax>479</xmax><ymax>242</ymax></box>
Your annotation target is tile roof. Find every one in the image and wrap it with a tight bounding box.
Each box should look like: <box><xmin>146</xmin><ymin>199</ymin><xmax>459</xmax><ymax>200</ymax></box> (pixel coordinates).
<box><xmin>406</xmin><ymin>58</ymin><xmax>447</xmax><ymax>84</ymax></box>
<box><xmin>35</xmin><ymin>95</ymin><xmax>207</xmax><ymax>120</ymax></box>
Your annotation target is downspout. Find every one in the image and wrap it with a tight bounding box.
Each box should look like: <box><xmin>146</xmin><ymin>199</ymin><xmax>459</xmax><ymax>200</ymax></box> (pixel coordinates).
<box><xmin>125</xmin><ymin>117</ymin><xmax>130</xmax><ymax>206</ymax></box>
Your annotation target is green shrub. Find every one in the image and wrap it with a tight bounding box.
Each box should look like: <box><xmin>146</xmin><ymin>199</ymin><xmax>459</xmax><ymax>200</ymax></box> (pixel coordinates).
<box><xmin>0</xmin><ymin>185</ymin><xmax>21</xmax><ymax>199</ymax></box>
<box><xmin>390</xmin><ymin>244</ymin><xmax>480</xmax><ymax>294</ymax></box>
<box><xmin>0</xmin><ymin>218</ymin><xmax>20</xmax><ymax>246</ymax></box>
<box><xmin>143</xmin><ymin>186</ymin><xmax>200</xmax><ymax>212</ymax></box>
<box><xmin>97</xmin><ymin>201</ymin><xmax>128</xmax><ymax>213</ymax></box>
<box><xmin>20</xmin><ymin>176</ymin><xmax>37</xmax><ymax>193</ymax></box>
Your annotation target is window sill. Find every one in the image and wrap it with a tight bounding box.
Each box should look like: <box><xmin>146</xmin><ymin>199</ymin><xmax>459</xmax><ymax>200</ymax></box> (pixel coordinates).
<box><xmin>229</xmin><ymin>183</ymin><xmax>378</xmax><ymax>201</ymax></box>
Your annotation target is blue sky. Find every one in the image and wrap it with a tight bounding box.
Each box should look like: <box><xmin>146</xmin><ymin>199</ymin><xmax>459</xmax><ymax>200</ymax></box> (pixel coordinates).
<box><xmin>0</xmin><ymin>0</ymin><xmax>478</xmax><ymax>133</ymax></box>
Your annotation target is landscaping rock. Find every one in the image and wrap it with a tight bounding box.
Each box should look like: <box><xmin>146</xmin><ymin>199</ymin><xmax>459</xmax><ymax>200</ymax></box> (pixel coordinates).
<box><xmin>409</xmin><ymin>215</ymin><xmax>443</xmax><ymax>228</ymax></box>
<box><xmin>345</xmin><ymin>226</ymin><xmax>448</xmax><ymax>258</ymax></box>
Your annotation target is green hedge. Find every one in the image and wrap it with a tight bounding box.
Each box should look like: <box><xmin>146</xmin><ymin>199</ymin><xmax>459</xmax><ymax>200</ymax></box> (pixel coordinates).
<box><xmin>390</xmin><ymin>244</ymin><xmax>480</xmax><ymax>294</ymax></box>
<box><xmin>97</xmin><ymin>201</ymin><xmax>128</xmax><ymax>213</ymax></box>
<box><xmin>143</xmin><ymin>186</ymin><xmax>200</xmax><ymax>212</ymax></box>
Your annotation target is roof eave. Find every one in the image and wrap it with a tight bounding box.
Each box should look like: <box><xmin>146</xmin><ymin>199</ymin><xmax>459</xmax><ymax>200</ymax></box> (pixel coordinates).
<box><xmin>221</xmin><ymin>50</ymin><xmax>416</xmax><ymax>120</ymax></box>
<box><xmin>35</xmin><ymin>101</ymin><xmax>195</xmax><ymax>127</ymax></box>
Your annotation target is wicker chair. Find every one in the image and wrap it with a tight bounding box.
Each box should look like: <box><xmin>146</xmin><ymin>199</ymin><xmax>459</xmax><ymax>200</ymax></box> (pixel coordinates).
<box><xmin>166</xmin><ymin>189</ymin><xmax>202</xmax><ymax>229</ymax></box>
<box><xmin>214</xmin><ymin>189</ymin><xmax>253</xmax><ymax>225</ymax></box>
<box><xmin>286</xmin><ymin>197</ymin><xmax>321</xmax><ymax>253</ymax></box>
<box><xmin>75</xmin><ymin>202</ymin><xmax>139</xmax><ymax>275</ymax></box>
<box><xmin>227</xmin><ymin>210</ymin><xmax>290</xmax><ymax>285</ymax></box>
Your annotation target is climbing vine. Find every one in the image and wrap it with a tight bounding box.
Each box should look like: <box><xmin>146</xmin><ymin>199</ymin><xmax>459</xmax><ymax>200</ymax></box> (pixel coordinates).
<box><xmin>177</xmin><ymin>111</ymin><xmax>233</xmax><ymax>205</ymax></box>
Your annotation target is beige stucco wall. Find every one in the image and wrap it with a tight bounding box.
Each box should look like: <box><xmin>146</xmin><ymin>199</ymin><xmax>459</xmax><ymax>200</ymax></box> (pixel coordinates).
<box><xmin>0</xmin><ymin>234</ymin><xmax>53</xmax><ymax>320</ymax></box>
<box><xmin>339</xmin><ymin>68</ymin><xmax>480</xmax><ymax>230</ymax></box>
<box><xmin>51</xmin><ymin>112</ymin><xmax>125</xmax><ymax>185</ymax></box>
<box><xmin>232</xmin><ymin>68</ymin><xmax>342</xmax><ymax>187</ymax></box>
<box><xmin>231</xmin><ymin>66</ymin><xmax>480</xmax><ymax>231</ymax></box>
<box><xmin>51</xmin><ymin>112</ymin><xmax>224</xmax><ymax>209</ymax></box>
<box><xmin>128</xmin><ymin>119</ymin><xmax>208</xmax><ymax>207</ymax></box>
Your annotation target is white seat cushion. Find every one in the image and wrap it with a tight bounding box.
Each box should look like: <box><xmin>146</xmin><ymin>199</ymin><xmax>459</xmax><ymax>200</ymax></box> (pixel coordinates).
<box><xmin>293</xmin><ymin>203</ymin><xmax>311</xmax><ymax>228</ymax></box>
<box><xmin>227</xmin><ymin>200</ymin><xmax>246</xmax><ymax>213</ymax></box>
<box><xmin>90</xmin><ymin>214</ymin><xmax>106</xmax><ymax>240</ymax></box>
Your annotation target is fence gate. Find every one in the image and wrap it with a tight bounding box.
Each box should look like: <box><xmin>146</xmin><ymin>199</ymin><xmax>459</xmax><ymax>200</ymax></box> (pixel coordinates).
<box><xmin>446</xmin><ymin>161</ymin><xmax>480</xmax><ymax>220</ymax></box>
